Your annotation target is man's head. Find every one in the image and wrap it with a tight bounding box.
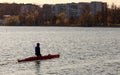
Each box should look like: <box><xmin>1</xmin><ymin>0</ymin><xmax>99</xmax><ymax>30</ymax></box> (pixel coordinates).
<box><xmin>37</xmin><ymin>43</ymin><xmax>40</xmax><ymax>46</ymax></box>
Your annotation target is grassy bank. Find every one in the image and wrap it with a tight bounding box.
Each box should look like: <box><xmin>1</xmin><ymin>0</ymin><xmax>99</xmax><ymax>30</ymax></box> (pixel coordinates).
<box><xmin>109</xmin><ymin>24</ymin><xmax>120</xmax><ymax>27</ymax></box>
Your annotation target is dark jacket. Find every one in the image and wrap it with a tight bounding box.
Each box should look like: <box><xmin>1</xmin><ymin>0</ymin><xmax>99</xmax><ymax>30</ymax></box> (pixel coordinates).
<box><xmin>35</xmin><ymin>46</ymin><xmax>41</xmax><ymax>56</ymax></box>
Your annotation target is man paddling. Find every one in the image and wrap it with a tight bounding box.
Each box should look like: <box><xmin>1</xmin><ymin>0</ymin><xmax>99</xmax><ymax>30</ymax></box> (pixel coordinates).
<box><xmin>35</xmin><ymin>43</ymin><xmax>41</xmax><ymax>57</ymax></box>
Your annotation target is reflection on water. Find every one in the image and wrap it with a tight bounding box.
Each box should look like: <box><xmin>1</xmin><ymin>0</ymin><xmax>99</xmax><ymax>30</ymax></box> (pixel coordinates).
<box><xmin>0</xmin><ymin>27</ymin><xmax>120</xmax><ymax>75</ymax></box>
<box><xmin>34</xmin><ymin>61</ymin><xmax>41</xmax><ymax>75</ymax></box>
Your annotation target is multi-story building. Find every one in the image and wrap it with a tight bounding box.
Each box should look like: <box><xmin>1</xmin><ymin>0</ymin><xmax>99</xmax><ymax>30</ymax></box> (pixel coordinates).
<box><xmin>91</xmin><ymin>2</ymin><xmax>103</xmax><ymax>15</ymax></box>
<box><xmin>78</xmin><ymin>2</ymin><xmax>90</xmax><ymax>17</ymax></box>
<box><xmin>43</xmin><ymin>4</ymin><xmax>53</xmax><ymax>21</ymax></box>
<box><xmin>42</xmin><ymin>1</ymin><xmax>107</xmax><ymax>23</ymax></box>
<box><xmin>69</xmin><ymin>3</ymin><xmax>78</xmax><ymax>18</ymax></box>
<box><xmin>91</xmin><ymin>1</ymin><xmax>107</xmax><ymax>25</ymax></box>
<box><xmin>52</xmin><ymin>4</ymin><xmax>70</xmax><ymax>18</ymax></box>
<box><xmin>20</xmin><ymin>4</ymin><xmax>40</xmax><ymax>15</ymax></box>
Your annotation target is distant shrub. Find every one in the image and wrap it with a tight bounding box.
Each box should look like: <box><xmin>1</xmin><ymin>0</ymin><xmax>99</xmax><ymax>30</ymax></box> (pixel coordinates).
<box><xmin>25</xmin><ymin>14</ymin><xmax>36</xmax><ymax>26</ymax></box>
<box><xmin>4</xmin><ymin>16</ymin><xmax>20</xmax><ymax>26</ymax></box>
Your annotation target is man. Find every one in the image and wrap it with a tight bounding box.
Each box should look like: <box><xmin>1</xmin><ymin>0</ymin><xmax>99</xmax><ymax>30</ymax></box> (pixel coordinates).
<box><xmin>35</xmin><ymin>43</ymin><xmax>41</xmax><ymax>57</ymax></box>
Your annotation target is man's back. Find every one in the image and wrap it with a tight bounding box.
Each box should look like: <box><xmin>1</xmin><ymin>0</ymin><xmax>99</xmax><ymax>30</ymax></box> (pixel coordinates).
<box><xmin>35</xmin><ymin>43</ymin><xmax>41</xmax><ymax>56</ymax></box>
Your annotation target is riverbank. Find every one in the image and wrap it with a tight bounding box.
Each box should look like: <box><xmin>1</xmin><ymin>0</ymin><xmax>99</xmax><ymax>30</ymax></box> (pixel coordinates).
<box><xmin>1</xmin><ymin>24</ymin><xmax>120</xmax><ymax>27</ymax></box>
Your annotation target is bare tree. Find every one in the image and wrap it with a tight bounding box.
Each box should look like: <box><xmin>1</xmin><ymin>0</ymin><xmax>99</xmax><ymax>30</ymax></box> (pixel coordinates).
<box><xmin>79</xmin><ymin>5</ymin><xmax>93</xmax><ymax>26</ymax></box>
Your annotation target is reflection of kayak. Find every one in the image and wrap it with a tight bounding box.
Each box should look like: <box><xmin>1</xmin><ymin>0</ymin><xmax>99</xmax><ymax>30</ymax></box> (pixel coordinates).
<box><xmin>18</xmin><ymin>54</ymin><xmax>60</xmax><ymax>62</ymax></box>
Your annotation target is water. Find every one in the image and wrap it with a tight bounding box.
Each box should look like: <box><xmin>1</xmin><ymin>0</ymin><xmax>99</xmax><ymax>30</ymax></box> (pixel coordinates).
<box><xmin>0</xmin><ymin>26</ymin><xmax>120</xmax><ymax>75</ymax></box>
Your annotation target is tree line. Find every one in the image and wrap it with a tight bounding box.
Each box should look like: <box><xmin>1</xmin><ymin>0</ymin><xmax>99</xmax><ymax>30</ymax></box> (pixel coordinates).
<box><xmin>3</xmin><ymin>3</ymin><xmax>120</xmax><ymax>26</ymax></box>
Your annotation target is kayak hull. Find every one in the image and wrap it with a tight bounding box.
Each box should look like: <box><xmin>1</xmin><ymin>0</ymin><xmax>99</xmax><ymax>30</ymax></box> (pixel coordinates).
<box><xmin>18</xmin><ymin>54</ymin><xmax>60</xmax><ymax>62</ymax></box>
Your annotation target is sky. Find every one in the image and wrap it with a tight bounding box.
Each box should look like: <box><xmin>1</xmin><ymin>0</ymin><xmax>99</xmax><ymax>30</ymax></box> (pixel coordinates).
<box><xmin>0</xmin><ymin>0</ymin><xmax>120</xmax><ymax>6</ymax></box>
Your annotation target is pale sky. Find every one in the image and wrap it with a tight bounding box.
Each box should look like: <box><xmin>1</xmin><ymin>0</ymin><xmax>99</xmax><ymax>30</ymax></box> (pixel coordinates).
<box><xmin>0</xmin><ymin>0</ymin><xmax>120</xmax><ymax>6</ymax></box>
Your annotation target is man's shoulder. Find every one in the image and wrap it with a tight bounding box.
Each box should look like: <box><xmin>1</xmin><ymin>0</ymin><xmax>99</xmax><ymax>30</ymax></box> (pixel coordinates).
<box><xmin>36</xmin><ymin>46</ymin><xmax>40</xmax><ymax>48</ymax></box>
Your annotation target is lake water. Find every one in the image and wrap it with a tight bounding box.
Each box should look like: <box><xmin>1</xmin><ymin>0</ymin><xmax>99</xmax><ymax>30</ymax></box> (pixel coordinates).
<box><xmin>0</xmin><ymin>26</ymin><xmax>120</xmax><ymax>75</ymax></box>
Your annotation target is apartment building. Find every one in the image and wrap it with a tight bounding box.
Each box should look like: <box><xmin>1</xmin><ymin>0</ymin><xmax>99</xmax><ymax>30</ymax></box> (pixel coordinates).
<box><xmin>43</xmin><ymin>1</ymin><xmax>107</xmax><ymax>21</ymax></box>
<box><xmin>52</xmin><ymin>4</ymin><xmax>70</xmax><ymax>18</ymax></box>
<box><xmin>20</xmin><ymin>4</ymin><xmax>40</xmax><ymax>15</ymax></box>
<box><xmin>78</xmin><ymin>2</ymin><xmax>90</xmax><ymax>17</ymax></box>
<box><xmin>43</xmin><ymin>4</ymin><xmax>53</xmax><ymax>21</ymax></box>
<box><xmin>91</xmin><ymin>2</ymin><xmax>107</xmax><ymax>24</ymax></box>
<box><xmin>69</xmin><ymin>3</ymin><xmax>78</xmax><ymax>18</ymax></box>
<box><xmin>91</xmin><ymin>2</ymin><xmax>107</xmax><ymax>15</ymax></box>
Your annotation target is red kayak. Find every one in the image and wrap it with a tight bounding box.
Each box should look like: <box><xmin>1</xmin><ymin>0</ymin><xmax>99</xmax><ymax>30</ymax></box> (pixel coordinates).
<box><xmin>18</xmin><ymin>54</ymin><xmax>60</xmax><ymax>62</ymax></box>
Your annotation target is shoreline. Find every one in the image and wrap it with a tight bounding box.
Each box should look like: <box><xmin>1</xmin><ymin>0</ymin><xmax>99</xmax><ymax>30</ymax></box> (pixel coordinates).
<box><xmin>0</xmin><ymin>24</ymin><xmax>120</xmax><ymax>27</ymax></box>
